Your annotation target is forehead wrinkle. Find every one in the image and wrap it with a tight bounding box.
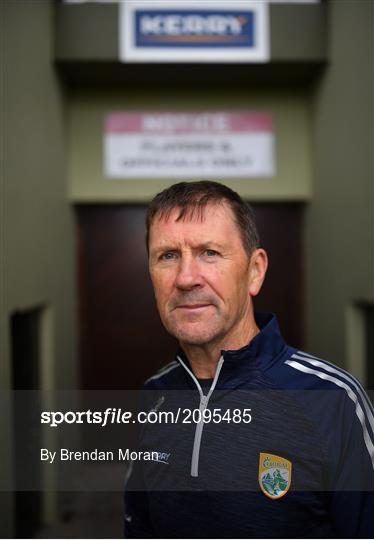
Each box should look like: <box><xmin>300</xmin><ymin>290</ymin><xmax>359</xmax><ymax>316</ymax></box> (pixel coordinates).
<box><xmin>150</xmin><ymin>201</ymin><xmax>242</xmax><ymax>255</ymax></box>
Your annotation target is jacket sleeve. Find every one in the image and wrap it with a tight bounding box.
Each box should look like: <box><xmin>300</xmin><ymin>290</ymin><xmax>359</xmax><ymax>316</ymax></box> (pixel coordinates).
<box><xmin>124</xmin><ymin>387</ymin><xmax>157</xmax><ymax>538</ymax></box>
<box><xmin>329</xmin><ymin>388</ymin><xmax>374</xmax><ymax>538</ymax></box>
<box><xmin>124</xmin><ymin>461</ymin><xmax>154</xmax><ymax>538</ymax></box>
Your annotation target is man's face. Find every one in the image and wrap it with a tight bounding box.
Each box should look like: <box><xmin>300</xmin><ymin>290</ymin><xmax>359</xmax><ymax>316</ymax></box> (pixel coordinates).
<box><xmin>148</xmin><ymin>202</ymin><xmax>260</xmax><ymax>347</ymax></box>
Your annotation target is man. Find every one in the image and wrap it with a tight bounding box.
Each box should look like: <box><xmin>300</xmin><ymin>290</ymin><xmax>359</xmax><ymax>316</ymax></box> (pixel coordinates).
<box><xmin>125</xmin><ymin>181</ymin><xmax>373</xmax><ymax>538</ymax></box>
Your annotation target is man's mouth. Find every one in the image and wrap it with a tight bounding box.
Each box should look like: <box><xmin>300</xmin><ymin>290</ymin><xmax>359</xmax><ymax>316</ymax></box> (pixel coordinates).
<box><xmin>175</xmin><ymin>304</ymin><xmax>212</xmax><ymax>311</ymax></box>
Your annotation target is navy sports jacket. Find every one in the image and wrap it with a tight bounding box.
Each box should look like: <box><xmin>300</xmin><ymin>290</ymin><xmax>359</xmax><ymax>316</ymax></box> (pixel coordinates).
<box><xmin>124</xmin><ymin>313</ymin><xmax>374</xmax><ymax>538</ymax></box>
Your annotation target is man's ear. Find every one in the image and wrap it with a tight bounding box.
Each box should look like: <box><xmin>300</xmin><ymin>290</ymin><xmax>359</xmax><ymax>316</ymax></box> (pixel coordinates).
<box><xmin>249</xmin><ymin>248</ymin><xmax>268</xmax><ymax>297</ymax></box>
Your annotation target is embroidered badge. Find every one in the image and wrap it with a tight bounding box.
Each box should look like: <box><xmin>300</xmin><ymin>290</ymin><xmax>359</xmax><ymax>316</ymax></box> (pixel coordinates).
<box><xmin>259</xmin><ymin>453</ymin><xmax>292</xmax><ymax>499</ymax></box>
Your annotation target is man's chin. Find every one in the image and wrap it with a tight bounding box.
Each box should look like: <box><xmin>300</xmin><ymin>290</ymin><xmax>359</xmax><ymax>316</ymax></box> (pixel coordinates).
<box><xmin>167</xmin><ymin>324</ymin><xmax>221</xmax><ymax>347</ymax></box>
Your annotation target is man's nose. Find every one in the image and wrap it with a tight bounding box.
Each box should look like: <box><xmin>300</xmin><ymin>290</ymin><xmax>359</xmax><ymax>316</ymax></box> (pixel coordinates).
<box><xmin>175</xmin><ymin>256</ymin><xmax>202</xmax><ymax>290</ymax></box>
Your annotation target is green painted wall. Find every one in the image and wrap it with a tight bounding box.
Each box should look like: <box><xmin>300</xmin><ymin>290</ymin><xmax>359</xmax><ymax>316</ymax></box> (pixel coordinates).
<box><xmin>306</xmin><ymin>0</ymin><xmax>373</xmax><ymax>378</ymax></box>
<box><xmin>1</xmin><ymin>1</ymin><xmax>77</xmax><ymax>535</ymax></box>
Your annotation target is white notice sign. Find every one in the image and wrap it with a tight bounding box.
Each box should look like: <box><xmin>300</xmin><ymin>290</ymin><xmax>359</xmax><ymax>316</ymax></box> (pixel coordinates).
<box><xmin>104</xmin><ymin>111</ymin><xmax>275</xmax><ymax>179</ymax></box>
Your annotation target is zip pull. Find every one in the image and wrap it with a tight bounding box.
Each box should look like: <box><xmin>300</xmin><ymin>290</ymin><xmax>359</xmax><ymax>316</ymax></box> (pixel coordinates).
<box><xmin>150</xmin><ymin>395</ymin><xmax>165</xmax><ymax>413</ymax></box>
<box><xmin>199</xmin><ymin>395</ymin><xmax>208</xmax><ymax>409</ymax></box>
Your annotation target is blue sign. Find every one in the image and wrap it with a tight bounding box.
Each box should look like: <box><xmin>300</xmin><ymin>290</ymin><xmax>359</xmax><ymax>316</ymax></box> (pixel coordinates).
<box><xmin>134</xmin><ymin>10</ymin><xmax>255</xmax><ymax>48</ymax></box>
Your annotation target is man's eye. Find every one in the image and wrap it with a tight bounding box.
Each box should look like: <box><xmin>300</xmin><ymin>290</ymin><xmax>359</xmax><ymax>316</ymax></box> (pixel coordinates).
<box><xmin>160</xmin><ymin>252</ymin><xmax>177</xmax><ymax>261</ymax></box>
<box><xmin>204</xmin><ymin>249</ymin><xmax>218</xmax><ymax>257</ymax></box>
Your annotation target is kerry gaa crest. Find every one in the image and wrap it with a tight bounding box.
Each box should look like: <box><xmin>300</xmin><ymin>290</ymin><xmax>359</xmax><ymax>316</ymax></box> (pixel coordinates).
<box><xmin>259</xmin><ymin>453</ymin><xmax>292</xmax><ymax>499</ymax></box>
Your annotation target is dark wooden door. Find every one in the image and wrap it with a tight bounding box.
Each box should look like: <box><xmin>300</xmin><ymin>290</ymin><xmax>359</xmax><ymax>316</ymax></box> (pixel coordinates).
<box><xmin>76</xmin><ymin>204</ymin><xmax>304</xmax><ymax>389</ymax></box>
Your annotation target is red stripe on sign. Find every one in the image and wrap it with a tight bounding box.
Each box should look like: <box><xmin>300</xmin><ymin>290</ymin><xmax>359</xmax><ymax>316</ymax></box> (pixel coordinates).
<box><xmin>230</xmin><ymin>112</ymin><xmax>272</xmax><ymax>132</ymax></box>
<box><xmin>106</xmin><ymin>113</ymin><xmax>142</xmax><ymax>132</ymax></box>
<box><xmin>105</xmin><ymin>112</ymin><xmax>272</xmax><ymax>134</ymax></box>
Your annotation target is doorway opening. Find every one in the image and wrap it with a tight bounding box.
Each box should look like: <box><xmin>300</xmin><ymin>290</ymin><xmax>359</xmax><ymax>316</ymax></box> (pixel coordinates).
<box><xmin>11</xmin><ymin>307</ymin><xmax>43</xmax><ymax>538</ymax></box>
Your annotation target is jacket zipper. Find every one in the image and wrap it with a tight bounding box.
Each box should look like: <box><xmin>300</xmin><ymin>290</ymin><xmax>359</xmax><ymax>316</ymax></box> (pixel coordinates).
<box><xmin>177</xmin><ymin>355</ymin><xmax>225</xmax><ymax>477</ymax></box>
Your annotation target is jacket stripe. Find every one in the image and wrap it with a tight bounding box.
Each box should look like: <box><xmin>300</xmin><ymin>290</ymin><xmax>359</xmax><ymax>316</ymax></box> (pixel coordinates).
<box><xmin>291</xmin><ymin>353</ymin><xmax>374</xmax><ymax>434</ymax></box>
<box><xmin>285</xmin><ymin>359</ymin><xmax>374</xmax><ymax>469</ymax></box>
<box><xmin>144</xmin><ymin>361</ymin><xmax>179</xmax><ymax>384</ymax></box>
<box><xmin>296</xmin><ymin>350</ymin><xmax>374</xmax><ymax>413</ymax></box>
